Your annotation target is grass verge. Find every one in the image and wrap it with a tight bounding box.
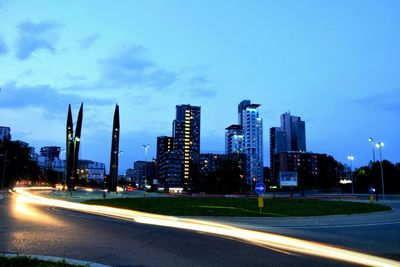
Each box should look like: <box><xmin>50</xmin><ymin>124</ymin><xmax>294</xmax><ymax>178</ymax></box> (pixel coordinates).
<box><xmin>83</xmin><ymin>197</ymin><xmax>391</xmax><ymax>217</ymax></box>
<box><xmin>0</xmin><ymin>255</ymin><xmax>87</xmax><ymax>267</ymax></box>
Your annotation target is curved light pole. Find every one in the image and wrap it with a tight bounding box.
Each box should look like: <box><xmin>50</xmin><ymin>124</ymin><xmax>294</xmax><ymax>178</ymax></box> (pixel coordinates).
<box><xmin>368</xmin><ymin>138</ymin><xmax>376</xmax><ymax>163</ymax></box>
<box><xmin>347</xmin><ymin>155</ymin><xmax>354</xmax><ymax>194</ymax></box>
<box><xmin>141</xmin><ymin>145</ymin><xmax>150</xmax><ymax>192</ymax></box>
<box><xmin>142</xmin><ymin>144</ymin><xmax>150</xmax><ymax>162</ymax></box>
<box><xmin>375</xmin><ymin>142</ymin><xmax>385</xmax><ymax>200</ymax></box>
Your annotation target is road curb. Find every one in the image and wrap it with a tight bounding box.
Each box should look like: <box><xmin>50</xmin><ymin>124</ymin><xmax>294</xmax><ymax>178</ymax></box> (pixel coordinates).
<box><xmin>1</xmin><ymin>253</ymin><xmax>110</xmax><ymax>267</ymax></box>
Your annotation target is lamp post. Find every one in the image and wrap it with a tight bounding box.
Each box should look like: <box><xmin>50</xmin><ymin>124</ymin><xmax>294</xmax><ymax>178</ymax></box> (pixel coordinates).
<box><xmin>368</xmin><ymin>138</ymin><xmax>376</xmax><ymax>163</ymax></box>
<box><xmin>142</xmin><ymin>144</ymin><xmax>150</xmax><ymax>162</ymax></box>
<box><xmin>141</xmin><ymin>145</ymin><xmax>150</xmax><ymax>190</ymax></box>
<box><xmin>375</xmin><ymin>142</ymin><xmax>385</xmax><ymax>200</ymax></box>
<box><xmin>347</xmin><ymin>155</ymin><xmax>354</xmax><ymax>194</ymax></box>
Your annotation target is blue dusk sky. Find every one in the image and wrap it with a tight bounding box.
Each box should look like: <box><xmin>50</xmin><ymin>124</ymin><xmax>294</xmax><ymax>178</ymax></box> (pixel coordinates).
<box><xmin>0</xmin><ymin>0</ymin><xmax>399</xmax><ymax>172</ymax></box>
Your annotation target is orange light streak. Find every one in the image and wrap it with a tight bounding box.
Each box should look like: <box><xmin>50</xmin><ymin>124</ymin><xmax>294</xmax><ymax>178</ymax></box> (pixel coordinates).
<box><xmin>11</xmin><ymin>187</ymin><xmax>400</xmax><ymax>267</ymax></box>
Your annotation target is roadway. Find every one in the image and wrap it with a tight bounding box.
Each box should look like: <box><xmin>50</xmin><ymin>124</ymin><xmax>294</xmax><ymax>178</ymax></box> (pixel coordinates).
<box><xmin>1</xmin><ymin>190</ymin><xmax>399</xmax><ymax>266</ymax></box>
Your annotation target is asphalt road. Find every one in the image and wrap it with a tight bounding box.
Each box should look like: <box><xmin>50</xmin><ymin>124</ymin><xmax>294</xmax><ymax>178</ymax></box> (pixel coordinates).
<box><xmin>209</xmin><ymin>202</ymin><xmax>400</xmax><ymax>262</ymax></box>
<box><xmin>0</xmin><ymin>191</ymin><xmax>396</xmax><ymax>266</ymax></box>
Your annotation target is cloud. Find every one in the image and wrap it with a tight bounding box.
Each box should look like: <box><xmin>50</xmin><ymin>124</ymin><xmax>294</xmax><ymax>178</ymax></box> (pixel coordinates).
<box><xmin>99</xmin><ymin>44</ymin><xmax>177</xmax><ymax>89</ymax></box>
<box><xmin>15</xmin><ymin>20</ymin><xmax>60</xmax><ymax>60</ymax></box>
<box><xmin>187</xmin><ymin>74</ymin><xmax>217</xmax><ymax>97</ymax></box>
<box><xmin>353</xmin><ymin>90</ymin><xmax>400</xmax><ymax>114</ymax></box>
<box><xmin>0</xmin><ymin>36</ymin><xmax>8</xmax><ymax>55</ymax></box>
<box><xmin>78</xmin><ymin>33</ymin><xmax>100</xmax><ymax>49</ymax></box>
<box><xmin>0</xmin><ymin>81</ymin><xmax>111</xmax><ymax>114</ymax></box>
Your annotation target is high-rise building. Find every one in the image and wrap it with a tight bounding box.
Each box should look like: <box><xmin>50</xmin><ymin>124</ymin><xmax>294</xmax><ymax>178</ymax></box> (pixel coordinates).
<box><xmin>39</xmin><ymin>146</ymin><xmax>61</xmax><ymax>170</ymax></box>
<box><xmin>173</xmin><ymin>104</ymin><xmax>201</xmax><ymax>189</ymax></box>
<box><xmin>157</xmin><ymin>136</ymin><xmax>180</xmax><ymax>188</ymax></box>
<box><xmin>280</xmin><ymin>112</ymin><xmax>306</xmax><ymax>152</ymax></box>
<box><xmin>234</xmin><ymin>100</ymin><xmax>263</xmax><ymax>184</ymax></box>
<box><xmin>132</xmin><ymin>160</ymin><xmax>156</xmax><ymax>188</ymax></box>
<box><xmin>40</xmin><ymin>146</ymin><xmax>61</xmax><ymax>162</ymax></box>
<box><xmin>0</xmin><ymin>126</ymin><xmax>11</xmax><ymax>141</ymax></box>
<box><xmin>270</xmin><ymin>112</ymin><xmax>308</xmax><ymax>183</ymax></box>
<box><xmin>270</xmin><ymin>127</ymin><xmax>287</xmax><ymax>174</ymax></box>
<box><xmin>156</xmin><ymin>105</ymin><xmax>201</xmax><ymax>192</ymax></box>
<box><xmin>225</xmin><ymin>124</ymin><xmax>244</xmax><ymax>155</ymax></box>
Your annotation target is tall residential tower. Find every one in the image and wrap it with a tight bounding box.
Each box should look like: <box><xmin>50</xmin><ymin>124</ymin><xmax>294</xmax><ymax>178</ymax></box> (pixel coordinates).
<box><xmin>156</xmin><ymin>104</ymin><xmax>201</xmax><ymax>192</ymax></box>
<box><xmin>270</xmin><ymin>112</ymin><xmax>306</xmax><ymax>180</ymax></box>
<box><xmin>226</xmin><ymin>100</ymin><xmax>263</xmax><ymax>185</ymax></box>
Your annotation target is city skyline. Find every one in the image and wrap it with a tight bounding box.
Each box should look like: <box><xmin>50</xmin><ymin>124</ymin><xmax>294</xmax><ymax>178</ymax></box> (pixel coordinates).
<box><xmin>0</xmin><ymin>1</ymin><xmax>399</xmax><ymax>172</ymax></box>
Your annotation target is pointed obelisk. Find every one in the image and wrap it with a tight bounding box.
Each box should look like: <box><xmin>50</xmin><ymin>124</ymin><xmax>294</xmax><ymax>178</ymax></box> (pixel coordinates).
<box><xmin>108</xmin><ymin>104</ymin><xmax>120</xmax><ymax>192</ymax></box>
<box><xmin>72</xmin><ymin>103</ymin><xmax>83</xmax><ymax>184</ymax></box>
<box><xmin>65</xmin><ymin>104</ymin><xmax>74</xmax><ymax>188</ymax></box>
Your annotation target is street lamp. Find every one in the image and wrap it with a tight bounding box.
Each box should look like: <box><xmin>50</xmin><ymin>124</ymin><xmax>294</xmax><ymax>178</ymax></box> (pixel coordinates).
<box><xmin>347</xmin><ymin>155</ymin><xmax>354</xmax><ymax>194</ymax></box>
<box><xmin>142</xmin><ymin>144</ymin><xmax>150</xmax><ymax>162</ymax></box>
<box><xmin>141</xmin><ymin>145</ymin><xmax>150</xmax><ymax>190</ymax></box>
<box><xmin>368</xmin><ymin>138</ymin><xmax>376</xmax><ymax>163</ymax></box>
<box><xmin>375</xmin><ymin>142</ymin><xmax>385</xmax><ymax>200</ymax></box>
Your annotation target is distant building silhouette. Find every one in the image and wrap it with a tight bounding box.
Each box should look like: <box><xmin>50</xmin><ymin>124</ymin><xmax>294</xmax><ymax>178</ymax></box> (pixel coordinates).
<box><xmin>132</xmin><ymin>160</ymin><xmax>156</xmax><ymax>188</ymax></box>
<box><xmin>280</xmin><ymin>112</ymin><xmax>306</xmax><ymax>152</ymax></box>
<box><xmin>0</xmin><ymin>126</ymin><xmax>11</xmax><ymax>141</ymax></box>
<box><xmin>270</xmin><ymin>112</ymin><xmax>306</xmax><ymax>181</ymax></box>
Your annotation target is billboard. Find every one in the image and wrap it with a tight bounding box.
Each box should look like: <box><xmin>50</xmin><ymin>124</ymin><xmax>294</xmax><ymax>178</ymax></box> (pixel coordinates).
<box><xmin>279</xmin><ymin>172</ymin><xmax>298</xmax><ymax>187</ymax></box>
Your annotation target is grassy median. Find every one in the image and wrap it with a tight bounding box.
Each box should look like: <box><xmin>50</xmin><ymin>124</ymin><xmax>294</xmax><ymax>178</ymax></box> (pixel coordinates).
<box><xmin>83</xmin><ymin>197</ymin><xmax>390</xmax><ymax>217</ymax></box>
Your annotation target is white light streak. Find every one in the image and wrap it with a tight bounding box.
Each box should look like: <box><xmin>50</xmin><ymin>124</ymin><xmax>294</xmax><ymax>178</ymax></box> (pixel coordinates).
<box><xmin>11</xmin><ymin>187</ymin><xmax>400</xmax><ymax>267</ymax></box>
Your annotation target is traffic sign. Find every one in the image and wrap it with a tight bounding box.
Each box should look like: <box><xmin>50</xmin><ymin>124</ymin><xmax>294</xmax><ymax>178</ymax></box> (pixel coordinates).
<box><xmin>255</xmin><ymin>183</ymin><xmax>266</xmax><ymax>194</ymax></box>
<box><xmin>369</xmin><ymin>186</ymin><xmax>375</xmax><ymax>194</ymax></box>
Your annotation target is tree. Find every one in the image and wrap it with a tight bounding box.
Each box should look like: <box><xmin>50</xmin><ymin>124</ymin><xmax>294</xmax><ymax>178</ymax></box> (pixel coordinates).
<box><xmin>204</xmin><ymin>155</ymin><xmax>248</xmax><ymax>194</ymax></box>
<box><xmin>353</xmin><ymin>160</ymin><xmax>400</xmax><ymax>194</ymax></box>
<box><xmin>317</xmin><ymin>154</ymin><xmax>345</xmax><ymax>189</ymax></box>
<box><xmin>0</xmin><ymin>140</ymin><xmax>40</xmax><ymax>187</ymax></box>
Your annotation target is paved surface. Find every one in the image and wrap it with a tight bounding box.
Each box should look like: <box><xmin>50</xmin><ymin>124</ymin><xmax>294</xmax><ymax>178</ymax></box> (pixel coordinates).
<box><xmin>40</xmin><ymin>189</ymin><xmax>400</xmax><ymax>261</ymax></box>
<box><xmin>0</xmin><ymin>190</ymin><xmax>362</xmax><ymax>266</ymax></box>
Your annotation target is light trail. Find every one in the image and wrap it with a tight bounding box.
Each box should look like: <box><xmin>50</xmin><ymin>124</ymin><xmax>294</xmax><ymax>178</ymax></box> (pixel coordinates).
<box><xmin>12</xmin><ymin>187</ymin><xmax>400</xmax><ymax>267</ymax></box>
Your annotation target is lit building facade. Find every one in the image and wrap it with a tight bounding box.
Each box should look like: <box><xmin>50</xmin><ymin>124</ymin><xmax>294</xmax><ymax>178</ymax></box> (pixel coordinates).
<box><xmin>225</xmin><ymin>124</ymin><xmax>244</xmax><ymax>155</ymax></box>
<box><xmin>173</xmin><ymin>104</ymin><xmax>201</xmax><ymax>190</ymax></box>
<box><xmin>238</xmin><ymin>100</ymin><xmax>263</xmax><ymax>184</ymax></box>
<box><xmin>156</xmin><ymin>105</ymin><xmax>201</xmax><ymax>192</ymax></box>
<box><xmin>157</xmin><ymin>136</ymin><xmax>182</xmax><ymax>189</ymax></box>
<box><xmin>52</xmin><ymin>159</ymin><xmax>106</xmax><ymax>184</ymax></box>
